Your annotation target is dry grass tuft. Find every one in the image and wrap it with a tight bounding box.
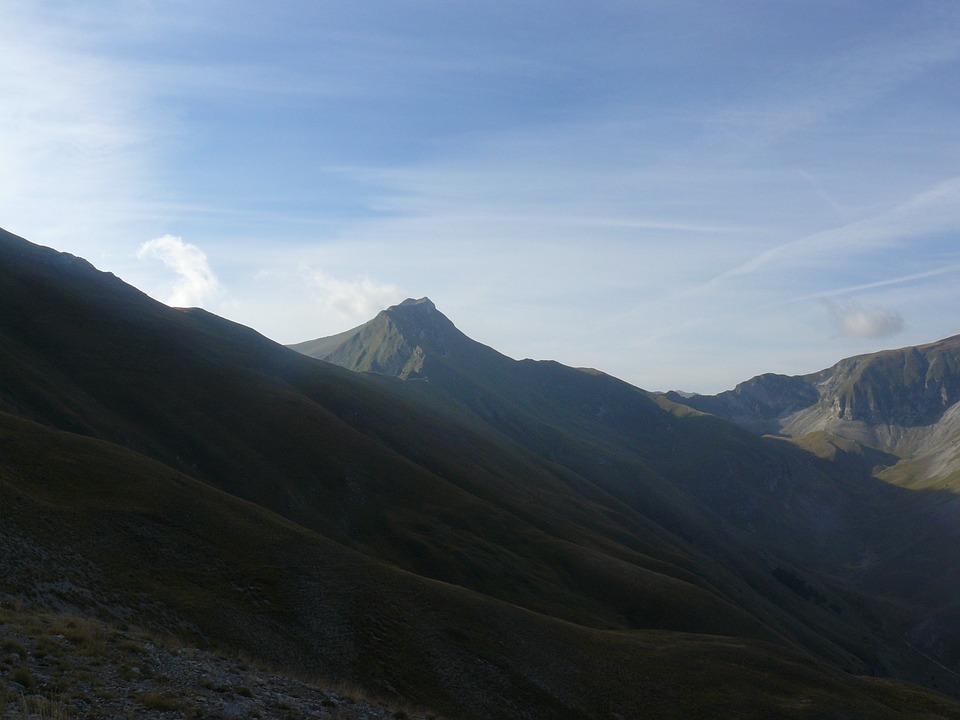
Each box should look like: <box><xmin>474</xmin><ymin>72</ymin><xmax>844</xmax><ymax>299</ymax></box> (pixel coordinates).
<box><xmin>135</xmin><ymin>691</ymin><xmax>184</xmax><ymax>712</ymax></box>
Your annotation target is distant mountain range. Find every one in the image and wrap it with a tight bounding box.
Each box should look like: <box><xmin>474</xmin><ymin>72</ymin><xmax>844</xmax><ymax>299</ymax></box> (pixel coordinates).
<box><xmin>4</xmin><ymin>226</ymin><xmax>960</xmax><ymax>718</ymax></box>
<box><xmin>663</xmin><ymin>335</ymin><xmax>960</xmax><ymax>485</ymax></box>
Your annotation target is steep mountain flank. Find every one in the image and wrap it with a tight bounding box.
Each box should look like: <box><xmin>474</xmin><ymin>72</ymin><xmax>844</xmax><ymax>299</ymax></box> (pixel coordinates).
<box><xmin>295</xmin><ymin>298</ymin><xmax>960</xmax><ymax>693</ymax></box>
<box><xmin>290</xmin><ymin>297</ymin><xmax>443</xmax><ymax>378</ymax></box>
<box><xmin>812</xmin><ymin>338</ymin><xmax>960</xmax><ymax>426</ymax></box>
<box><xmin>664</xmin><ymin>334</ymin><xmax>960</xmax><ymax>675</ymax></box>
<box><xmin>5</xmin><ymin>227</ymin><xmax>960</xmax><ymax>715</ymax></box>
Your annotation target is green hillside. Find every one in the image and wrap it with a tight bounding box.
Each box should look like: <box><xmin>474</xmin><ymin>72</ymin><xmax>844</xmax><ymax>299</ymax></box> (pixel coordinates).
<box><xmin>4</xmin><ymin>227</ymin><xmax>960</xmax><ymax>716</ymax></box>
<box><xmin>4</xmin><ymin>413</ymin><xmax>959</xmax><ymax>719</ymax></box>
<box><xmin>293</xmin><ymin>296</ymin><xmax>960</xmax><ymax>696</ymax></box>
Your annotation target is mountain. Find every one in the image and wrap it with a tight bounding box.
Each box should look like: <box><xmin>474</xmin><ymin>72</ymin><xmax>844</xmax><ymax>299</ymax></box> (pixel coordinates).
<box><xmin>4</xmin><ymin>227</ymin><xmax>960</xmax><ymax>717</ymax></box>
<box><xmin>295</xmin><ymin>298</ymin><xmax>960</xmax><ymax>695</ymax></box>
<box><xmin>663</xmin><ymin>335</ymin><xmax>960</xmax><ymax>483</ymax></box>
<box><xmin>663</xmin><ymin>334</ymin><xmax>960</xmax><ymax>675</ymax></box>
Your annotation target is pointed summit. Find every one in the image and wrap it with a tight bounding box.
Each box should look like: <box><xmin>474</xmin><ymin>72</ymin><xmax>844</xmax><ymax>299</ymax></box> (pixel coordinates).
<box><xmin>396</xmin><ymin>296</ymin><xmax>435</xmax><ymax>309</ymax></box>
<box><xmin>289</xmin><ymin>297</ymin><xmax>484</xmax><ymax>379</ymax></box>
<box><xmin>290</xmin><ymin>299</ymin><xmax>672</xmax><ymax>450</ymax></box>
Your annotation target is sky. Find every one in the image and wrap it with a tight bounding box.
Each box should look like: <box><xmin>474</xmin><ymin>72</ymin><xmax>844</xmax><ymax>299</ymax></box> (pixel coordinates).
<box><xmin>3</xmin><ymin>1</ymin><xmax>960</xmax><ymax>393</ymax></box>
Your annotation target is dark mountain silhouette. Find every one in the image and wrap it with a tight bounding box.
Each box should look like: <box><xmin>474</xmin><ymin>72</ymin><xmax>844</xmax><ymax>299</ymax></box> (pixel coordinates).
<box><xmin>4</xmin><ymin>227</ymin><xmax>960</xmax><ymax>717</ymax></box>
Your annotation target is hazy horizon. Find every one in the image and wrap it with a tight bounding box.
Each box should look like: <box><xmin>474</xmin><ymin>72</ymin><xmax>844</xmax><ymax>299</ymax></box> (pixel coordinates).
<box><xmin>4</xmin><ymin>2</ymin><xmax>960</xmax><ymax>393</ymax></box>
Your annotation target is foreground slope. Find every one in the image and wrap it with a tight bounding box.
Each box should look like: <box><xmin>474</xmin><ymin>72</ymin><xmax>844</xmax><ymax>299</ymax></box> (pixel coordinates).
<box><xmin>3</xmin><ymin>412</ymin><xmax>958</xmax><ymax>719</ymax></box>
<box><xmin>2</xmin><ymin>227</ymin><xmax>960</xmax><ymax>715</ymax></box>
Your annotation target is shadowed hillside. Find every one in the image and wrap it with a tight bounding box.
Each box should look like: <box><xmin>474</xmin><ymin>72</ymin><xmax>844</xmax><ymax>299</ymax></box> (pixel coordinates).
<box><xmin>4</xmin><ymin>227</ymin><xmax>960</xmax><ymax>717</ymax></box>
<box><xmin>664</xmin><ymin>333</ymin><xmax>960</xmax><ymax>678</ymax></box>
<box><xmin>295</xmin><ymin>297</ymin><xmax>960</xmax><ymax>696</ymax></box>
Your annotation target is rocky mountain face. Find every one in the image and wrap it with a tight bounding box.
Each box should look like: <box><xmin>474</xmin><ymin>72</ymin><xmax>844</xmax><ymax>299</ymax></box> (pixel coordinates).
<box><xmin>664</xmin><ymin>373</ymin><xmax>819</xmax><ymax>434</ymax></box>
<box><xmin>289</xmin><ymin>298</ymin><xmax>446</xmax><ymax>378</ymax></box>
<box><xmin>820</xmin><ymin>339</ymin><xmax>960</xmax><ymax>424</ymax></box>
<box><xmin>663</xmin><ymin>332</ymin><xmax>960</xmax><ymax>676</ymax></box>
<box><xmin>667</xmin><ymin>335</ymin><xmax>960</xmax><ymax>453</ymax></box>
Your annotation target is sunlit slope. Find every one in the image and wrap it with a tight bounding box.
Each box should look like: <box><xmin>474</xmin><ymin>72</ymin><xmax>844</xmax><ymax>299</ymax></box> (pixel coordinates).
<box><xmin>666</xmin><ymin>334</ymin><xmax>960</xmax><ymax>462</ymax></box>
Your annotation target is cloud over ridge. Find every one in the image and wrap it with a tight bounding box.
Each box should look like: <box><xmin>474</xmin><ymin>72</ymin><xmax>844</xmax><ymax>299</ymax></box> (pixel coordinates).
<box><xmin>137</xmin><ymin>235</ymin><xmax>220</xmax><ymax>308</ymax></box>
<box><xmin>297</xmin><ymin>264</ymin><xmax>400</xmax><ymax>323</ymax></box>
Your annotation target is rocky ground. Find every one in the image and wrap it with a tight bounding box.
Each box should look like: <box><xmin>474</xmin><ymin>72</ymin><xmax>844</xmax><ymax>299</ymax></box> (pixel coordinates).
<box><xmin>0</xmin><ymin>608</ymin><xmax>437</xmax><ymax>720</ymax></box>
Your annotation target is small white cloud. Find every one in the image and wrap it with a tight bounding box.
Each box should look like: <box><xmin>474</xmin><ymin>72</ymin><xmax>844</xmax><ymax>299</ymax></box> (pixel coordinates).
<box><xmin>137</xmin><ymin>235</ymin><xmax>220</xmax><ymax>307</ymax></box>
<box><xmin>823</xmin><ymin>297</ymin><xmax>904</xmax><ymax>338</ymax></box>
<box><xmin>297</xmin><ymin>265</ymin><xmax>399</xmax><ymax>323</ymax></box>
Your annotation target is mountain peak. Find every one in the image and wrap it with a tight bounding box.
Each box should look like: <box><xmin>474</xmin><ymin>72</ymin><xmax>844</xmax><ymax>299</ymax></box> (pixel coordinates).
<box><xmin>287</xmin><ymin>297</ymin><xmax>462</xmax><ymax>378</ymax></box>
<box><xmin>381</xmin><ymin>297</ymin><xmax>456</xmax><ymax>348</ymax></box>
<box><xmin>395</xmin><ymin>297</ymin><xmax>435</xmax><ymax>310</ymax></box>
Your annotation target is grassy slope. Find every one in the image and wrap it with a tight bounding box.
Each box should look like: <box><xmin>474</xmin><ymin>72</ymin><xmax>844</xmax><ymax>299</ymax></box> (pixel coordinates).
<box><xmin>3</xmin><ymin>412</ymin><xmax>959</xmax><ymax>719</ymax></box>
<box><xmin>4</xmin><ymin>230</ymin><xmax>960</xmax><ymax>711</ymax></box>
<box><xmin>292</xmin><ymin>298</ymin><xmax>960</xmax><ymax>692</ymax></box>
<box><xmin>630</xmin><ymin>320</ymin><xmax>960</xmax><ymax>684</ymax></box>
<box><xmin>0</xmin><ymin>232</ymin><xmax>798</xmax><ymax>643</ymax></box>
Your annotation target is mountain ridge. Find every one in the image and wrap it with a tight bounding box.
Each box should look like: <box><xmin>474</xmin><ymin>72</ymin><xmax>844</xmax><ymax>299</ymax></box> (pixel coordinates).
<box><xmin>292</xmin><ymin>295</ymin><xmax>960</xmax><ymax>693</ymax></box>
<box><xmin>6</xmin><ymin>229</ymin><xmax>960</xmax><ymax>716</ymax></box>
<box><xmin>663</xmin><ymin>333</ymin><xmax>960</xmax><ymax>480</ymax></box>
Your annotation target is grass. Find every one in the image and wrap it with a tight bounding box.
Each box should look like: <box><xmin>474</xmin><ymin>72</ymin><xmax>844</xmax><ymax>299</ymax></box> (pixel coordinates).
<box><xmin>57</xmin><ymin>617</ymin><xmax>105</xmax><ymax>654</ymax></box>
<box><xmin>17</xmin><ymin>692</ymin><xmax>73</xmax><ymax>720</ymax></box>
<box><xmin>4</xmin><ymin>229</ymin><xmax>960</xmax><ymax>717</ymax></box>
<box><xmin>0</xmin><ymin>605</ymin><xmax>438</xmax><ymax>720</ymax></box>
<box><xmin>11</xmin><ymin>665</ymin><xmax>34</xmax><ymax>692</ymax></box>
<box><xmin>135</xmin><ymin>692</ymin><xmax>183</xmax><ymax>712</ymax></box>
<box><xmin>1</xmin><ymin>638</ymin><xmax>27</xmax><ymax>656</ymax></box>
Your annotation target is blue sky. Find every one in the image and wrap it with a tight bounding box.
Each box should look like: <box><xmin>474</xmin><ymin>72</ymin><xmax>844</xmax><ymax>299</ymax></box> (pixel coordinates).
<box><xmin>4</xmin><ymin>1</ymin><xmax>960</xmax><ymax>392</ymax></box>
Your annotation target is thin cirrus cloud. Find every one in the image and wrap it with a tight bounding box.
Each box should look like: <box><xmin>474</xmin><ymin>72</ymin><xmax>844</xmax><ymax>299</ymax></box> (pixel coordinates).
<box><xmin>689</xmin><ymin>175</ymin><xmax>960</xmax><ymax>300</ymax></box>
<box><xmin>0</xmin><ymin>6</ymin><xmax>151</xmax><ymax>257</ymax></box>
<box><xmin>137</xmin><ymin>235</ymin><xmax>220</xmax><ymax>308</ymax></box>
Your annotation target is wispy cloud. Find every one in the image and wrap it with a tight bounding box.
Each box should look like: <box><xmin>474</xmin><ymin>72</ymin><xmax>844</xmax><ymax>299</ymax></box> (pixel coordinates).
<box><xmin>701</xmin><ymin>12</ymin><xmax>960</xmax><ymax>158</ymax></box>
<box><xmin>823</xmin><ymin>297</ymin><xmax>904</xmax><ymax>339</ymax></box>
<box><xmin>697</xmin><ymin>175</ymin><xmax>960</xmax><ymax>290</ymax></box>
<box><xmin>137</xmin><ymin>235</ymin><xmax>220</xmax><ymax>307</ymax></box>
<box><xmin>252</xmin><ymin>264</ymin><xmax>400</xmax><ymax>329</ymax></box>
<box><xmin>0</xmin><ymin>6</ymin><xmax>153</xmax><ymax>258</ymax></box>
<box><xmin>791</xmin><ymin>262</ymin><xmax>960</xmax><ymax>303</ymax></box>
<box><xmin>296</xmin><ymin>265</ymin><xmax>400</xmax><ymax>324</ymax></box>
